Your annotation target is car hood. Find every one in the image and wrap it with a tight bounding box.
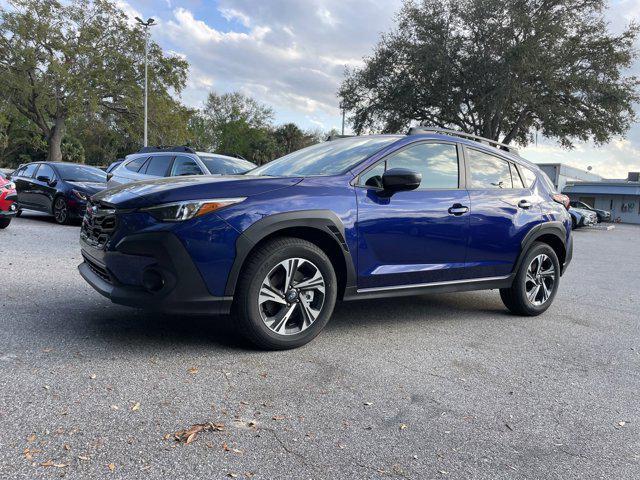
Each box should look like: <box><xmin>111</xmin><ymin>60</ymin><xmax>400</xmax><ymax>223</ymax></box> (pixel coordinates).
<box><xmin>67</xmin><ymin>181</ymin><xmax>107</xmax><ymax>195</ymax></box>
<box><xmin>92</xmin><ymin>175</ymin><xmax>302</xmax><ymax>209</ymax></box>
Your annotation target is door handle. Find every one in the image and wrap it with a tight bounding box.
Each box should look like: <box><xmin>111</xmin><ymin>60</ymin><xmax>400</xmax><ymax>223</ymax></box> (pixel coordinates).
<box><xmin>518</xmin><ymin>200</ymin><xmax>532</xmax><ymax>209</ymax></box>
<box><xmin>448</xmin><ymin>204</ymin><xmax>469</xmax><ymax>216</ymax></box>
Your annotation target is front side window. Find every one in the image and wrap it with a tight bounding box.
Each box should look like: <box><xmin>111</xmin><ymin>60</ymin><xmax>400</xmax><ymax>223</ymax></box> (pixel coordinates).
<box><xmin>142</xmin><ymin>155</ymin><xmax>173</xmax><ymax>177</ymax></box>
<box><xmin>467</xmin><ymin>149</ymin><xmax>513</xmax><ymax>189</ymax></box>
<box><xmin>359</xmin><ymin>142</ymin><xmax>459</xmax><ymax>190</ymax></box>
<box><xmin>171</xmin><ymin>156</ymin><xmax>203</xmax><ymax>176</ymax></box>
<box><xmin>37</xmin><ymin>164</ymin><xmax>55</xmax><ymax>181</ymax></box>
<box><xmin>248</xmin><ymin>136</ymin><xmax>401</xmax><ymax>177</ymax></box>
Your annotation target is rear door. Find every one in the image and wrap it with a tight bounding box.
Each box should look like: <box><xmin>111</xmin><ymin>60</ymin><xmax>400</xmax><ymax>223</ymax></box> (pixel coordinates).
<box><xmin>15</xmin><ymin>163</ymin><xmax>40</xmax><ymax>208</ymax></box>
<box><xmin>463</xmin><ymin>147</ymin><xmax>542</xmax><ymax>279</ymax></box>
<box><xmin>355</xmin><ymin>141</ymin><xmax>470</xmax><ymax>289</ymax></box>
<box><xmin>169</xmin><ymin>155</ymin><xmax>204</xmax><ymax>177</ymax></box>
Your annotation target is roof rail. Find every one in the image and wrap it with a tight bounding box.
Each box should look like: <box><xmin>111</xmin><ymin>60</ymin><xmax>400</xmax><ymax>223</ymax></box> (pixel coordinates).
<box><xmin>326</xmin><ymin>134</ymin><xmax>355</xmax><ymax>141</ymax></box>
<box><xmin>137</xmin><ymin>145</ymin><xmax>196</xmax><ymax>154</ymax></box>
<box><xmin>407</xmin><ymin>127</ymin><xmax>519</xmax><ymax>155</ymax></box>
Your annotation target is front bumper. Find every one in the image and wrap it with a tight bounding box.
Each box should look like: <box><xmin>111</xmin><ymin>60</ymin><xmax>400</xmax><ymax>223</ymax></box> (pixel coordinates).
<box><xmin>79</xmin><ymin>231</ymin><xmax>232</xmax><ymax>315</ymax></box>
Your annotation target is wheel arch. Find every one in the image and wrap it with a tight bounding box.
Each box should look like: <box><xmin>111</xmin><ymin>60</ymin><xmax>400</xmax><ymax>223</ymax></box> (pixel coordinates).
<box><xmin>514</xmin><ymin>221</ymin><xmax>567</xmax><ymax>276</ymax></box>
<box><xmin>225</xmin><ymin>210</ymin><xmax>356</xmax><ymax>299</ymax></box>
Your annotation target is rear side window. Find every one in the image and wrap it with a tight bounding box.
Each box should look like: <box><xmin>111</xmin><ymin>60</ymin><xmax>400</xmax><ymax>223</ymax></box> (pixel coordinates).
<box><xmin>521</xmin><ymin>167</ymin><xmax>538</xmax><ymax>188</ymax></box>
<box><xmin>22</xmin><ymin>164</ymin><xmax>38</xmax><ymax>178</ymax></box>
<box><xmin>171</xmin><ymin>156</ymin><xmax>203</xmax><ymax>176</ymax></box>
<box><xmin>359</xmin><ymin>142</ymin><xmax>459</xmax><ymax>189</ymax></box>
<box><xmin>466</xmin><ymin>149</ymin><xmax>512</xmax><ymax>189</ymax></box>
<box><xmin>125</xmin><ymin>156</ymin><xmax>149</xmax><ymax>172</ymax></box>
<box><xmin>510</xmin><ymin>164</ymin><xmax>525</xmax><ymax>188</ymax></box>
<box><xmin>142</xmin><ymin>155</ymin><xmax>173</xmax><ymax>177</ymax></box>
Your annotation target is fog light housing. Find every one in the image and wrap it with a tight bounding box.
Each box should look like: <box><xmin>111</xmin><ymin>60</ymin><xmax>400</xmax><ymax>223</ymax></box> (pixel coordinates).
<box><xmin>142</xmin><ymin>269</ymin><xmax>165</xmax><ymax>293</ymax></box>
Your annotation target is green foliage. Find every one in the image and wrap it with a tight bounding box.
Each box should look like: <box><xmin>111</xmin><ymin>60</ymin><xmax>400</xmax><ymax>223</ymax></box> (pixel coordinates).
<box><xmin>61</xmin><ymin>136</ymin><xmax>85</xmax><ymax>163</ymax></box>
<box><xmin>339</xmin><ymin>0</ymin><xmax>640</xmax><ymax>146</ymax></box>
<box><xmin>0</xmin><ymin>0</ymin><xmax>189</xmax><ymax>162</ymax></box>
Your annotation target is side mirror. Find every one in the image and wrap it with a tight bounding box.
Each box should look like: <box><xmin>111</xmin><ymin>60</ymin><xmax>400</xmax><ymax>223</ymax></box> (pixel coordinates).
<box><xmin>106</xmin><ymin>173</ymin><xmax>114</xmax><ymax>181</ymax></box>
<box><xmin>37</xmin><ymin>175</ymin><xmax>55</xmax><ymax>186</ymax></box>
<box><xmin>382</xmin><ymin>168</ymin><xmax>422</xmax><ymax>194</ymax></box>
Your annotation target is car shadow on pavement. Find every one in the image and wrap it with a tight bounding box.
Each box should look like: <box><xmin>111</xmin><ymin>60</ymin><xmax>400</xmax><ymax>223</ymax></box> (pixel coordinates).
<box><xmin>71</xmin><ymin>291</ymin><xmax>507</xmax><ymax>351</ymax></box>
<box><xmin>15</xmin><ymin>211</ymin><xmax>81</xmax><ymax>226</ymax></box>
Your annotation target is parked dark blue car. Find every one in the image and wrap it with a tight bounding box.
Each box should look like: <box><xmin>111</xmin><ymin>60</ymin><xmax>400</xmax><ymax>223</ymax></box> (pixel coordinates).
<box><xmin>79</xmin><ymin>129</ymin><xmax>573</xmax><ymax>349</ymax></box>
<box><xmin>12</xmin><ymin>162</ymin><xmax>107</xmax><ymax>224</ymax></box>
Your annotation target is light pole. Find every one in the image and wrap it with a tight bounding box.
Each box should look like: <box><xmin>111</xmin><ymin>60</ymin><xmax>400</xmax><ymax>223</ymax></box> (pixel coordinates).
<box><xmin>135</xmin><ymin>17</ymin><xmax>156</xmax><ymax>147</ymax></box>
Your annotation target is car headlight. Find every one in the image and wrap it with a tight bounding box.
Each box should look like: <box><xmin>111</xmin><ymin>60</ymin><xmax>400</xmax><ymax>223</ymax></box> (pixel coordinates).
<box><xmin>141</xmin><ymin>198</ymin><xmax>246</xmax><ymax>222</ymax></box>
<box><xmin>72</xmin><ymin>190</ymin><xmax>89</xmax><ymax>201</ymax></box>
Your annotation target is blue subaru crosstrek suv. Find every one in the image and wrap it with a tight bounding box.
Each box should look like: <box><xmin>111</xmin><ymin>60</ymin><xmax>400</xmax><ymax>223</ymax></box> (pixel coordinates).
<box><xmin>79</xmin><ymin>128</ymin><xmax>572</xmax><ymax>349</ymax></box>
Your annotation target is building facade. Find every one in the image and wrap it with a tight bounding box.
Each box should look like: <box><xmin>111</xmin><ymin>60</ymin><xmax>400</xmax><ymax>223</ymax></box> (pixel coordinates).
<box><xmin>563</xmin><ymin>173</ymin><xmax>640</xmax><ymax>225</ymax></box>
<box><xmin>537</xmin><ymin>163</ymin><xmax>603</xmax><ymax>191</ymax></box>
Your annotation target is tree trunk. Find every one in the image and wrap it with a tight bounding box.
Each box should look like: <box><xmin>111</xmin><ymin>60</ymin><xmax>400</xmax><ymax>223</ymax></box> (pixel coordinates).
<box><xmin>47</xmin><ymin>116</ymin><xmax>65</xmax><ymax>162</ymax></box>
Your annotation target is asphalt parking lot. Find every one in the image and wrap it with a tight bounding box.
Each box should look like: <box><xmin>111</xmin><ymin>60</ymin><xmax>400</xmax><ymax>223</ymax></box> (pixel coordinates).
<box><xmin>0</xmin><ymin>213</ymin><xmax>638</xmax><ymax>479</ymax></box>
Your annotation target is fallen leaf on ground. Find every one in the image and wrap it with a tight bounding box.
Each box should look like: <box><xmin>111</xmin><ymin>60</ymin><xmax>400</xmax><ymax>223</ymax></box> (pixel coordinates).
<box><xmin>89</xmin><ymin>373</ymin><xmax>96</xmax><ymax>379</ymax></box>
<box><xmin>110</xmin><ymin>405</ymin><xmax>119</xmax><ymax>410</ymax></box>
<box><xmin>399</xmin><ymin>424</ymin><xmax>407</xmax><ymax>430</ymax></box>
<box><xmin>108</xmin><ymin>463</ymin><xmax>116</xmax><ymax>472</ymax></box>
<box><xmin>78</xmin><ymin>455</ymin><xmax>90</xmax><ymax>461</ymax></box>
<box><xmin>27</xmin><ymin>434</ymin><xmax>36</xmax><ymax>443</ymax></box>
<box><xmin>272</xmin><ymin>415</ymin><xmax>285</xmax><ymax>421</ymax></box>
<box><xmin>187</xmin><ymin>367</ymin><xmax>198</xmax><ymax>374</ymax></box>
<box><xmin>43</xmin><ymin>385</ymin><xmax>50</xmax><ymax>390</ymax></box>
<box><xmin>363</xmin><ymin>402</ymin><xmax>373</xmax><ymax>406</ymax></box>
<box><xmin>62</xmin><ymin>444</ymin><xmax>70</xmax><ymax>451</ymax></box>
<box><xmin>40</xmin><ymin>460</ymin><xmax>68</xmax><ymax>468</ymax></box>
<box><xmin>131</xmin><ymin>402</ymin><xmax>140</xmax><ymax>411</ymax></box>
<box><xmin>172</xmin><ymin>422</ymin><xmax>225</xmax><ymax>444</ymax></box>
<box><xmin>227</xmin><ymin>474</ymin><xmax>238</xmax><ymax>478</ymax></box>
<box><xmin>618</xmin><ymin>421</ymin><xmax>626</xmax><ymax>427</ymax></box>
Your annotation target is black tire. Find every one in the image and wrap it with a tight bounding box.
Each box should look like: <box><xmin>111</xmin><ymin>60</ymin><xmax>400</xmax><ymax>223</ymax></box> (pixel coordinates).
<box><xmin>53</xmin><ymin>196</ymin><xmax>71</xmax><ymax>225</ymax></box>
<box><xmin>0</xmin><ymin>218</ymin><xmax>10</xmax><ymax>229</ymax></box>
<box><xmin>234</xmin><ymin>237</ymin><xmax>338</xmax><ymax>350</ymax></box>
<box><xmin>500</xmin><ymin>242</ymin><xmax>560</xmax><ymax>316</ymax></box>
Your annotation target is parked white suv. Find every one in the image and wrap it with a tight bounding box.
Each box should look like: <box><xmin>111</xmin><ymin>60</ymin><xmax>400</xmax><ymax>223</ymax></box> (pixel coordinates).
<box><xmin>107</xmin><ymin>146</ymin><xmax>256</xmax><ymax>188</ymax></box>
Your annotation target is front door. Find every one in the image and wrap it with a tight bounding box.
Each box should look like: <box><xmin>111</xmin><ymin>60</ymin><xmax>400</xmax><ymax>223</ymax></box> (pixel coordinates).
<box><xmin>355</xmin><ymin>141</ymin><xmax>470</xmax><ymax>290</ymax></box>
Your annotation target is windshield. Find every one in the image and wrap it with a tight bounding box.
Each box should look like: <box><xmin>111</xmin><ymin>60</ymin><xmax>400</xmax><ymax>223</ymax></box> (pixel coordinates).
<box><xmin>248</xmin><ymin>136</ymin><xmax>401</xmax><ymax>177</ymax></box>
<box><xmin>55</xmin><ymin>164</ymin><xmax>107</xmax><ymax>183</ymax></box>
<box><xmin>200</xmin><ymin>155</ymin><xmax>256</xmax><ymax>175</ymax></box>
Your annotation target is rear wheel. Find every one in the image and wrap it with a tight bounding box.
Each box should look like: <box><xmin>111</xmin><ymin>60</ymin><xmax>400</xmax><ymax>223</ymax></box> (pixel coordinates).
<box><xmin>0</xmin><ymin>218</ymin><xmax>10</xmax><ymax>229</ymax></box>
<box><xmin>53</xmin><ymin>197</ymin><xmax>70</xmax><ymax>225</ymax></box>
<box><xmin>234</xmin><ymin>237</ymin><xmax>337</xmax><ymax>350</ymax></box>
<box><xmin>500</xmin><ymin>242</ymin><xmax>560</xmax><ymax>316</ymax></box>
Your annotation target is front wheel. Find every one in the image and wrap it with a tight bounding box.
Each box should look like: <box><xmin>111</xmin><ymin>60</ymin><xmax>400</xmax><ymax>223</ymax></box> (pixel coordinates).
<box><xmin>0</xmin><ymin>218</ymin><xmax>11</xmax><ymax>229</ymax></box>
<box><xmin>500</xmin><ymin>242</ymin><xmax>560</xmax><ymax>316</ymax></box>
<box><xmin>234</xmin><ymin>237</ymin><xmax>338</xmax><ymax>350</ymax></box>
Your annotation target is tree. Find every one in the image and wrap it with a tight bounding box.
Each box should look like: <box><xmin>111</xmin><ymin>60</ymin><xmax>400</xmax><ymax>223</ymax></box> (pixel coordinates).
<box><xmin>0</xmin><ymin>0</ymin><xmax>188</xmax><ymax>161</ymax></box>
<box><xmin>339</xmin><ymin>0</ymin><xmax>639</xmax><ymax>146</ymax></box>
<box><xmin>273</xmin><ymin>123</ymin><xmax>318</xmax><ymax>156</ymax></box>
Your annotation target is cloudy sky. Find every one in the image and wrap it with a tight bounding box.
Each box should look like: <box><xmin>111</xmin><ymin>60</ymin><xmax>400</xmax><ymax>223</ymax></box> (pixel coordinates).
<box><xmin>119</xmin><ymin>0</ymin><xmax>640</xmax><ymax>178</ymax></box>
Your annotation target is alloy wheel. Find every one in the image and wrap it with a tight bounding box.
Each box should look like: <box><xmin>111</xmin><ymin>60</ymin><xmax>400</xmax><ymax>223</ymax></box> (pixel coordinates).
<box><xmin>54</xmin><ymin>198</ymin><xmax>68</xmax><ymax>224</ymax></box>
<box><xmin>258</xmin><ymin>257</ymin><xmax>326</xmax><ymax>336</ymax></box>
<box><xmin>525</xmin><ymin>254</ymin><xmax>556</xmax><ymax>306</ymax></box>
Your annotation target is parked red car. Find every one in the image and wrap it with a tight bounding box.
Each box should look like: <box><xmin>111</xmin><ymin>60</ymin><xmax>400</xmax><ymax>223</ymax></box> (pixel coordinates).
<box><xmin>0</xmin><ymin>172</ymin><xmax>18</xmax><ymax>229</ymax></box>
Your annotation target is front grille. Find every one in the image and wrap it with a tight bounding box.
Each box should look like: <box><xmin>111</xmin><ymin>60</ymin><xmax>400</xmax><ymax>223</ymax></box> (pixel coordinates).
<box><xmin>82</xmin><ymin>253</ymin><xmax>112</xmax><ymax>284</ymax></box>
<box><xmin>81</xmin><ymin>202</ymin><xmax>117</xmax><ymax>249</ymax></box>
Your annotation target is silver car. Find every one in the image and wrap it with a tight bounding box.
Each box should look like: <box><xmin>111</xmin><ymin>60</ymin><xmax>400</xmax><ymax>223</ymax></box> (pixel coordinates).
<box><xmin>107</xmin><ymin>147</ymin><xmax>256</xmax><ymax>188</ymax></box>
